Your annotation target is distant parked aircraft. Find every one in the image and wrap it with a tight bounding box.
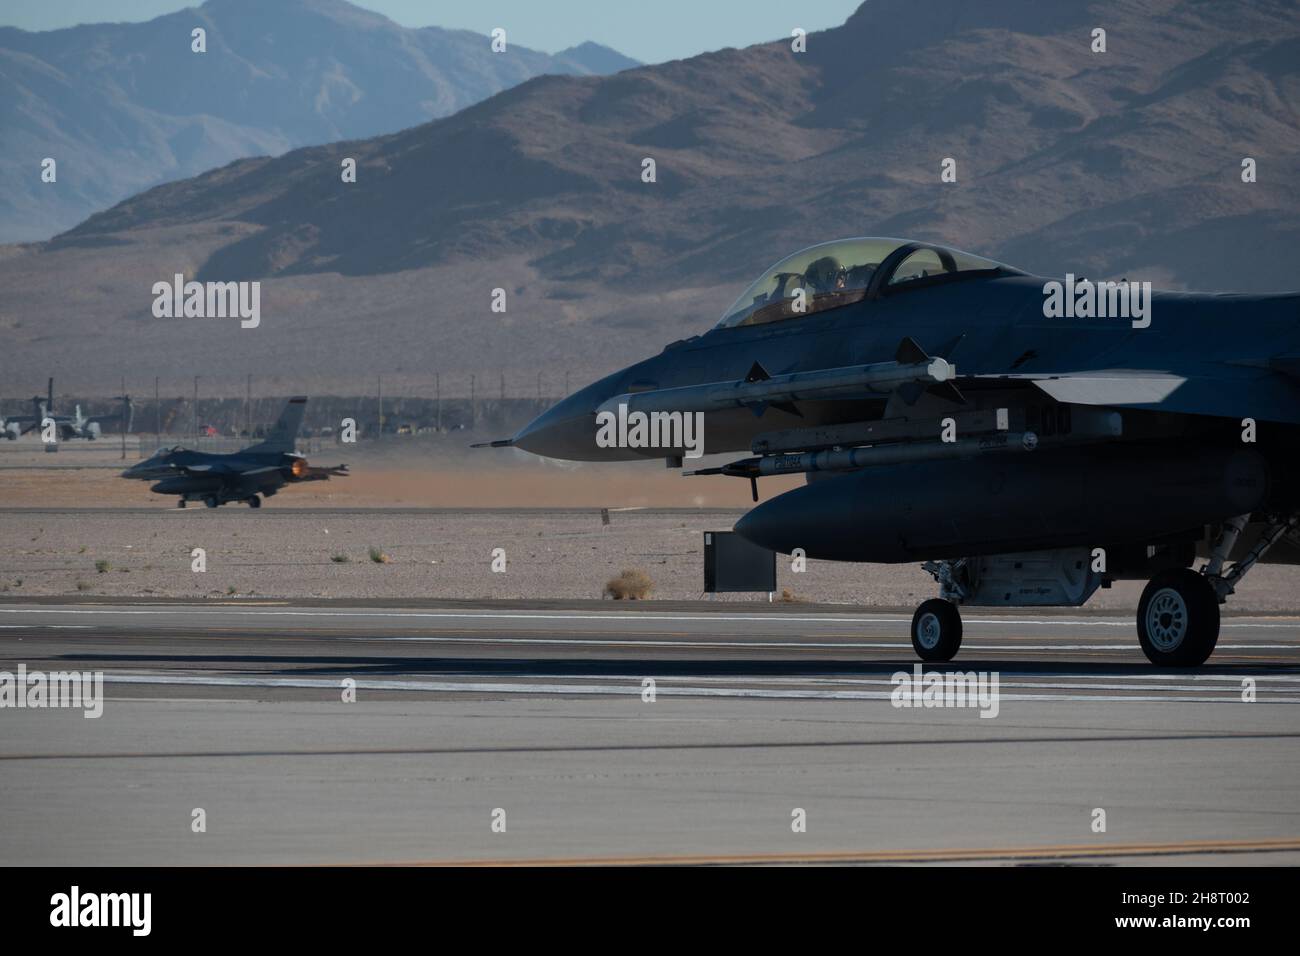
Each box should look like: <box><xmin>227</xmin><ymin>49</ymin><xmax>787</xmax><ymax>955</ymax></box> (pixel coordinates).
<box><xmin>2</xmin><ymin>378</ymin><xmax>128</xmax><ymax>440</ymax></box>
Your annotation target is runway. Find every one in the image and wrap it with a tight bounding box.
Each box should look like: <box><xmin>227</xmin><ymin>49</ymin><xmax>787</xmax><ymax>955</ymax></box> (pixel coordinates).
<box><xmin>1</xmin><ymin>600</ymin><xmax>1298</xmax><ymax>865</ymax></box>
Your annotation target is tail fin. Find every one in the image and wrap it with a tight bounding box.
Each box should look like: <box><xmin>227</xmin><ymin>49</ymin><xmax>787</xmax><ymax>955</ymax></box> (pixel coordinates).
<box><xmin>244</xmin><ymin>397</ymin><xmax>308</xmax><ymax>455</ymax></box>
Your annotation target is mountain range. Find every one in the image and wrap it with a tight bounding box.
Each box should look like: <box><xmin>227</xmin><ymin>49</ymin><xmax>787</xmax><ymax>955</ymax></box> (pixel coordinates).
<box><xmin>0</xmin><ymin>0</ymin><xmax>638</xmax><ymax>242</ymax></box>
<box><xmin>2</xmin><ymin>0</ymin><xmax>1297</xmax><ymax>396</ymax></box>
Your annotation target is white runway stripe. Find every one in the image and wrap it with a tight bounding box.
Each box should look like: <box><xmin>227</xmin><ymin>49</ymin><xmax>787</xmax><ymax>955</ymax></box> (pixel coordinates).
<box><xmin>99</xmin><ymin>672</ymin><xmax>1300</xmax><ymax>704</ymax></box>
<box><xmin>0</xmin><ymin>624</ymin><xmax>92</xmax><ymax>629</ymax></box>
<box><xmin>367</xmin><ymin>671</ymin><xmax>1300</xmax><ymax>693</ymax></box>
<box><xmin>3</xmin><ymin>605</ymin><xmax>1299</xmax><ymax>630</ymax></box>
<box><xmin>374</xmin><ymin>635</ymin><xmax>1297</xmax><ymax>651</ymax></box>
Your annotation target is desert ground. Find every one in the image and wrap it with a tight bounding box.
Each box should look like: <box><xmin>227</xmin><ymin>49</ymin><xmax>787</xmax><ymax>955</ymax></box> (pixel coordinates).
<box><xmin>3</xmin><ymin>434</ymin><xmax>1300</xmax><ymax>610</ymax></box>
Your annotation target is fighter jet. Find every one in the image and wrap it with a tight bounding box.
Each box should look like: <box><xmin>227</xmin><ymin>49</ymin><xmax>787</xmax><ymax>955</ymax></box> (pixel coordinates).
<box><xmin>121</xmin><ymin>396</ymin><xmax>347</xmax><ymax>508</ymax></box>
<box><xmin>2</xmin><ymin>378</ymin><xmax>123</xmax><ymax>440</ymax></box>
<box><xmin>486</xmin><ymin>236</ymin><xmax>1300</xmax><ymax>667</ymax></box>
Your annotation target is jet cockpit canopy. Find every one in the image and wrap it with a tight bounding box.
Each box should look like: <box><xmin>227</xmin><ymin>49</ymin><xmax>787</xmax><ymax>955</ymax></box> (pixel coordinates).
<box><xmin>146</xmin><ymin>445</ymin><xmax>186</xmax><ymax>458</ymax></box>
<box><xmin>714</xmin><ymin>237</ymin><xmax>1017</xmax><ymax>329</ymax></box>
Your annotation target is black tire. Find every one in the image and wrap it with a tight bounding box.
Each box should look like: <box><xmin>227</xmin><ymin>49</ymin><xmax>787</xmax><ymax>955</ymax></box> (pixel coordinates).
<box><xmin>1136</xmin><ymin>568</ymin><xmax>1220</xmax><ymax>667</ymax></box>
<box><xmin>247</xmin><ymin>495</ymin><xmax>261</xmax><ymax>509</ymax></box>
<box><xmin>176</xmin><ymin>499</ymin><xmax>186</xmax><ymax>508</ymax></box>
<box><xmin>911</xmin><ymin>598</ymin><xmax>963</xmax><ymax>663</ymax></box>
<box><xmin>203</xmin><ymin>495</ymin><xmax>219</xmax><ymax>509</ymax></box>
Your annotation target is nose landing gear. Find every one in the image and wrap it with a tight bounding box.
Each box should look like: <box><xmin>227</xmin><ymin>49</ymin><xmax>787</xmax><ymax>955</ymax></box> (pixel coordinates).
<box><xmin>911</xmin><ymin>521</ymin><xmax>1298</xmax><ymax>668</ymax></box>
<box><xmin>910</xmin><ymin>598</ymin><xmax>963</xmax><ymax>662</ymax></box>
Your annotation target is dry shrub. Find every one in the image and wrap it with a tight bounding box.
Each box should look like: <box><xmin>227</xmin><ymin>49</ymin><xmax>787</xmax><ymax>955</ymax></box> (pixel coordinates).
<box><xmin>605</xmin><ymin>567</ymin><xmax>654</xmax><ymax>600</ymax></box>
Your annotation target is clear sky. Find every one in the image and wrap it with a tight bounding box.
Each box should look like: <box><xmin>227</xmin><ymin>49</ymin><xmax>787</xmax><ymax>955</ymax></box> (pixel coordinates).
<box><xmin>0</xmin><ymin>1</ymin><xmax>864</xmax><ymax>63</ymax></box>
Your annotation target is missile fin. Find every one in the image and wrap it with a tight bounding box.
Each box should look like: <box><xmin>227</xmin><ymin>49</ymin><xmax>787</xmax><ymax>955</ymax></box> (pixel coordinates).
<box><xmin>897</xmin><ymin>381</ymin><xmax>926</xmax><ymax>405</ymax></box>
<box><xmin>895</xmin><ymin>337</ymin><xmax>929</xmax><ymax>365</ymax></box>
<box><xmin>926</xmin><ymin>381</ymin><xmax>967</xmax><ymax>405</ymax></box>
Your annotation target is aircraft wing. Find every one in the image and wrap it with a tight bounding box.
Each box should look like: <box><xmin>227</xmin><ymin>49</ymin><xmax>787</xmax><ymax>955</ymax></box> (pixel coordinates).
<box><xmin>180</xmin><ymin>463</ymin><xmax>242</xmax><ymax>475</ymax></box>
<box><xmin>961</xmin><ymin>365</ymin><xmax>1300</xmax><ymax>425</ymax></box>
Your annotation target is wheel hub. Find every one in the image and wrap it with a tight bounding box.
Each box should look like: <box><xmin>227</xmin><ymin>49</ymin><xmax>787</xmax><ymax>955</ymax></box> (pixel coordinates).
<box><xmin>1146</xmin><ymin>588</ymin><xmax>1188</xmax><ymax>651</ymax></box>
<box><xmin>916</xmin><ymin>612</ymin><xmax>941</xmax><ymax>650</ymax></box>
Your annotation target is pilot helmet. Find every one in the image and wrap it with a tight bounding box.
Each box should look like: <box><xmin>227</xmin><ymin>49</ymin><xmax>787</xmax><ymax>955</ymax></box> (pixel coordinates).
<box><xmin>804</xmin><ymin>256</ymin><xmax>846</xmax><ymax>293</ymax></box>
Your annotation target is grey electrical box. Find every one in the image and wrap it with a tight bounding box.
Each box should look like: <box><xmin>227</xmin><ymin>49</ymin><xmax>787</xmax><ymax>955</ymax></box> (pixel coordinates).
<box><xmin>704</xmin><ymin>531</ymin><xmax>777</xmax><ymax>593</ymax></box>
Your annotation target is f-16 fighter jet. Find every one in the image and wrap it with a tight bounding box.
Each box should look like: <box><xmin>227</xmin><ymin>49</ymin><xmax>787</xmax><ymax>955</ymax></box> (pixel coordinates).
<box><xmin>121</xmin><ymin>397</ymin><xmax>346</xmax><ymax>509</ymax></box>
<box><xmin>484</xmin><ymin>237</ymin><xmax>1300</xmax><ymax>667</ymax></box>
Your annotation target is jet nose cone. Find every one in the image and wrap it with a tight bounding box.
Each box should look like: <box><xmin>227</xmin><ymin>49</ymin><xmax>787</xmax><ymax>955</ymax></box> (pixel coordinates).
<box><xmin>512</xmin><ymin>387</ymin><xmax>599</xmax><ymax>460</ymax></box>
<box><xmin>512</xmin><ymin>373</ymin><xmax>645</xmax><ymax>462</ymax></box>
<box><xmin>122</xmin><ymin>459</ymin><xmax>165</xmax><ymax>479</ymax></box>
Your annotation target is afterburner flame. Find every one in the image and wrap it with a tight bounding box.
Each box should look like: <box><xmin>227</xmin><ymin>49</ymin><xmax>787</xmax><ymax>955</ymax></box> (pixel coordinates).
<box><xmin>291</xmin><ymin>458</ymin><xmax>308</xmax><ymax>478</ymax></box>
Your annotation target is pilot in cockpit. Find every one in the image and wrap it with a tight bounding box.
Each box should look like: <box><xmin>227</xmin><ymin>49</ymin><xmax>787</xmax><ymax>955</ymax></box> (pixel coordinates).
<box><xmin>803</xmin><ymin>255</ymin><xmax>847</xmax><ymax>294</ymax></box>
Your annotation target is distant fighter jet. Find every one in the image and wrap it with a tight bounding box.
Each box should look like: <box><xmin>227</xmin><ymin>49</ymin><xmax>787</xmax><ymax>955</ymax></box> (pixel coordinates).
<box><xmin>2</xmin><ymin>378</ymin><xmax>124</xmax><ymax>440</ymax></box>
<box><xmin>486</xmin><ymin>236</ymin><xmax>1300</xmax><ymax>667</ymax></box>
<box><xmin>121</xmin><ymin>397</ymin><xmax>347</xmax><ymax>508</ymax></box>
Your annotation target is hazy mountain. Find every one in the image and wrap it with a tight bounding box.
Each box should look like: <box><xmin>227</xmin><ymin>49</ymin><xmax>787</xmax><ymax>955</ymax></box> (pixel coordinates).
<box><xmin>553</xmin><ymin>42</ymin><xmax>641</xmax><ymax>76</ymax></box>
<box><xmin>2</xmin><ymin>0</ymin><xmax>1298</xmax><ymax>396</ymax></box>
<box><xmin>0</xmin><ymin>0</ymin><xmax>638</xmax><ymax>242</ymax></box>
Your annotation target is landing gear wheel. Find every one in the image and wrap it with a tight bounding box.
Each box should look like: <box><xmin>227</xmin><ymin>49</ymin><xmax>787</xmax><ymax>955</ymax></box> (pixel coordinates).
<box><xmin>203</xmin><ymin>495</ymin><xmax>219</xmax><ymax>509</ymax></box>
<box><xmin>176</xmin><ymin>499</ymin><xmax>187</xmax><ymax>508</ymax></box>
<box><xmin>247</xmin><ymin>495</ymin><xmax>261</xmax><ymax>509</ymax></box>
<box><xmin>911</xmin><ymin>598</ymin><xmax>963</xmax><ymax>663</ymax></box>
<box><xmin>1137</xmin><ymin>568</ymin><xmax>1220</xmax><ymax>667</ymax></box>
